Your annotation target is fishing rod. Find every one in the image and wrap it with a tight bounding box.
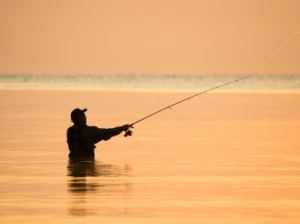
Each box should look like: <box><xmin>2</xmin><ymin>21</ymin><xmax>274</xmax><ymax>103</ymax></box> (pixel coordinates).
<box><xmin>124</xmin><ymin>27</ymin><xmax>300</xmax><ymax>137</ymax></box>
<box><xmin>124</xmin><ymin>75</ymin><xmax>250</xmax><ymax>137</ymax></box>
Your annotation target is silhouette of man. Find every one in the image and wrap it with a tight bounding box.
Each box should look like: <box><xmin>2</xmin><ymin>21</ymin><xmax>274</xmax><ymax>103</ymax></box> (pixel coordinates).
<box><xmin>67</xmin><ymin>108</ymin><xmax>131</xmax><ymax>159</ymax></box>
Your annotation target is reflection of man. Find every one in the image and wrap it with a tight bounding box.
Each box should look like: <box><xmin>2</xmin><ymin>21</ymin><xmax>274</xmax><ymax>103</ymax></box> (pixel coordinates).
<box><xmin>67</xmin><ymin>158</ymin><xmax>100</xmax><ymax>216</ymax></box>
<box><xmin>67</xmin><ymin>158</ymin><xmax>132</xmax><ymax>216</ymax></box>
<box><xmin>67</xmin><ymin>108</ymin><xmax>132</xmax><ymax>159</ymax></box>
<box><xmin>67</xmin><ymin>158</ymin><xmax>100</xmax><ymax>178</ymax></box>
<box><xmin>67</xmin><ymin>158</ymin><xmax>132</xmax><ymax>178</ymax></box>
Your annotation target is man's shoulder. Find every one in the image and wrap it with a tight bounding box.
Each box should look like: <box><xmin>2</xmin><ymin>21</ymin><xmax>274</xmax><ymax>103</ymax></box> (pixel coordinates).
<box><xmin>67</xmin><ymin>125</ymin><xmax>75</xmax><ymax>131</ymax></box>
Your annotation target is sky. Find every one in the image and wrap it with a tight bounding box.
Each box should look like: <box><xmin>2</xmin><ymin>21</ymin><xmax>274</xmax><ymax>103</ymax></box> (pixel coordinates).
<box><xmin>1</xmin><ymin>0</ymin><xmax>300</xmax><ymax>75</ymax></box>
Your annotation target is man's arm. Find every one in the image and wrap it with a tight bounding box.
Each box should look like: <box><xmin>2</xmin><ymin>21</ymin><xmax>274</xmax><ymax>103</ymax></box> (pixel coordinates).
<box><xmin>88</xmin><ymin>124</ymin><xmax>131</xmax><ymax>142</ymax></box>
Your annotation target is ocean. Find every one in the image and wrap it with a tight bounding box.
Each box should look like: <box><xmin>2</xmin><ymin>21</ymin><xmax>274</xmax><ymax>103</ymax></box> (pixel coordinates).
<box><xmin>0</xmin><ymin>74</ymin><xmax>300</xmax><ymax>223</ymax></box>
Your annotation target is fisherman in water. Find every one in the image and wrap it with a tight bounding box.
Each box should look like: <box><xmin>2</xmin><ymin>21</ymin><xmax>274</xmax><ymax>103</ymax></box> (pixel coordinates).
<box><xmin>67</xmin><ymin>108</ymin><xmax>132</xmax><ymax>159</ymax></box>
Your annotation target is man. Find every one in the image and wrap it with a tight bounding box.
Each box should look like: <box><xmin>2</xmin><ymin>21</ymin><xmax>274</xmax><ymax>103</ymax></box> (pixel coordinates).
<box><xmin>67</xmin><ymin>108</ymin><xmax>132</xmax><ymax>159</ymax></box>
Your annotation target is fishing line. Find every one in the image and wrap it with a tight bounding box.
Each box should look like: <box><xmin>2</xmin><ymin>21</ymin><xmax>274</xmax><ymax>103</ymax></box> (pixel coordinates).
<box><xmin>254</xmin><ymin>28</ymin><xmax>300</xmax><ymax>73</ymax></box>
<box><xmin>124</xmin><ymin>27</ymin><xmax>300</xmax><ymax>137</ymax></box>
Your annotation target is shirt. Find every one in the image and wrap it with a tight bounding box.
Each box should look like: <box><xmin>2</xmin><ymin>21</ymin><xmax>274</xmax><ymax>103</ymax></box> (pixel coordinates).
<box><xmin>67</xmin><ymin>124</ymin><xmax>125</xmax><ymax>158</ymax></box>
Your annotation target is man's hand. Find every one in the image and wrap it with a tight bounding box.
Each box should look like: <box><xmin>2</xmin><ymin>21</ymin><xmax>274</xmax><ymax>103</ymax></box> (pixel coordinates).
<box><xmin>123</xmin><ymin>124</ymin><xmax>134</xmax><ymax>137</ymax></box>
<box><xmin>122</xmin><ymin>124</ymin><xmax>134</xmax><ymax>131</ymax></box>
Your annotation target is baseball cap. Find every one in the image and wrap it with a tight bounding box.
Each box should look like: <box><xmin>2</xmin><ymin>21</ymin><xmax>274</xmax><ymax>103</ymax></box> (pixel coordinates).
<box><xmin>71</xmin><ymin>108</ymin><xmax>87</xmax><ymax>121</ymax></box>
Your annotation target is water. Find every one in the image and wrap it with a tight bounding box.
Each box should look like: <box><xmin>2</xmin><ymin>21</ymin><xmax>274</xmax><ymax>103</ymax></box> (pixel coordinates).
<box><xmin>0</xmin><ymin>76</ymin><xmax>300</xmax><ymax>223</ymax></box>
<box><xmin>0</xmin><ymin>74</ymin><xmax>300</xmax><ymax>92</ymax></box>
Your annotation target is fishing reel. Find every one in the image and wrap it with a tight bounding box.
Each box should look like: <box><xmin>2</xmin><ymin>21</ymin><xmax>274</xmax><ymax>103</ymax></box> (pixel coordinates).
<box><xmin>124</xmin><ymin>129</ymin><xmax>133</xmax><ymax>137</ymax></box>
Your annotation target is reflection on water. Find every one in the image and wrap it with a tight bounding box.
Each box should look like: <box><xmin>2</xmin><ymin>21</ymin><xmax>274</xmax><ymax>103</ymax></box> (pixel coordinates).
<box><xmin>67</xmin><ymin>158</ymin><xmax>132</xmax><ymax>216</ymax></box>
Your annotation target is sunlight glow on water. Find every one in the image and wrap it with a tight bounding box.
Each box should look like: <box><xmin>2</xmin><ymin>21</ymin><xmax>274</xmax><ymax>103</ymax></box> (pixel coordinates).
<box><xmin>0</xmin><ymin>90</ymin><xmax>300</xmax><ymax>223</ymax></box>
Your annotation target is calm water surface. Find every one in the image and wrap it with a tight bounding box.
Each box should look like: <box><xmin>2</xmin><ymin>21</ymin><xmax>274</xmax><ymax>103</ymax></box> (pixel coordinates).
<box><xmin>0</xmin><ymin>90</ymin><xmax>300</xmax><ymax>223</ymax></box>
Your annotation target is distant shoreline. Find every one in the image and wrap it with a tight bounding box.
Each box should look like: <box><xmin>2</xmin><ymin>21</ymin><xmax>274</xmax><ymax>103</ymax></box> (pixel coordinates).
<box><xmin>0</xmin><ymin>74</ymin><xmax>299</xmax><ymax>93</ymax></box>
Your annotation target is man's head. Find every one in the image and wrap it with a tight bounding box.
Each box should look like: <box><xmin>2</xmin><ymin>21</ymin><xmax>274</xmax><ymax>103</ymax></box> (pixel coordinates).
<box><xmin>71</xmin><ymin>108</ymin><xmax>87</xmax><ymax>125</ymax></box>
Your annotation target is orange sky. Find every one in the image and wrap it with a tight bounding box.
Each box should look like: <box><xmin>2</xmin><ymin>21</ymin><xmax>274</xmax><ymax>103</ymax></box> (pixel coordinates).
<box><xmin>1</xmin><ymin>0</ymin><xmax>300</xmax><ymax>75</ymax></box>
